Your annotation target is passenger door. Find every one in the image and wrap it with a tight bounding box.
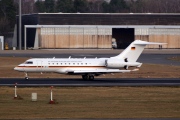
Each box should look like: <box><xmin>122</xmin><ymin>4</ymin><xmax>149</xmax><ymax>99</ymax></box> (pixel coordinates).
<box><xmin>36</xmin><ymin>61</ymin><xmax>43</xmax><ymax>72</ymax></box>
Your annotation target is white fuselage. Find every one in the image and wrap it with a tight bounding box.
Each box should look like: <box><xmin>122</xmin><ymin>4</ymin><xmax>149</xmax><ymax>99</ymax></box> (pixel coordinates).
<box><xmin>14</xmin><ymin>57</ymin><xmax>142</xmax><ymax>76</ymax></box>
<box><xmin>15</xmin><ymin>58</ymin><xmax>108</xmax><ymax>74</ymax></box>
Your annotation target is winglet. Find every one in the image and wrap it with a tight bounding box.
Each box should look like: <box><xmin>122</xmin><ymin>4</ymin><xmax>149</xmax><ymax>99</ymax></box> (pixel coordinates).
<box><xmin>131</xmin><ymin>68</ymin><xmax>139</xmax><ymax>72</ymax></box>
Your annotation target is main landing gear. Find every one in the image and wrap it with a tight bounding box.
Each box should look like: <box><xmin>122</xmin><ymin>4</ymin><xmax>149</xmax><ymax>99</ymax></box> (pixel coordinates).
<box><xmin>82</xmin><ymin>74</ymin><xmax>94</xmax><ymax>80</ymax></box>
<box><xmin>24</xmin><ymin>72</ymin><xmax>29</xmax><ymax>80</ymax></box>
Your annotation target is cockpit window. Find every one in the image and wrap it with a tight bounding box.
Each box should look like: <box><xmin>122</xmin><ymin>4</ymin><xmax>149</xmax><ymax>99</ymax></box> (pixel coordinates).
<box><xmin>25</xmin><ymin>61</ymin><xmax>33</xmax><ymax>64</ymax></box>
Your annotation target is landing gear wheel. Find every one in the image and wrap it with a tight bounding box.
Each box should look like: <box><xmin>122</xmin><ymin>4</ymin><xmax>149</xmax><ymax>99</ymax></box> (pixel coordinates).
<box><xmin>25</xmin><ymin>77</ymin><xmax>29</xmax><ymax>80</ymax></box>
<box><xmin>82</xmin><ymin>75</ymin><xmax>88</xmax><ymax>80</ymax></box>
<box><xmin>89</xmin><ymin>75</ymin><xmax>94</xmax><ymax>80</ymax></box>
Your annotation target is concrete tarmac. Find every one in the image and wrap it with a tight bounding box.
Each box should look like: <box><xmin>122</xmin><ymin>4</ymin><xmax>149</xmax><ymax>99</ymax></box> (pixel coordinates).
<box><xmin>0</xmin><ymin>49</ymin><xmax>179</xmax><ymax>66</ymax></box>
<box><xmin>0</xmin><ymin>49</ymin><xmax>179</xmax><ymax>54</ymax></box>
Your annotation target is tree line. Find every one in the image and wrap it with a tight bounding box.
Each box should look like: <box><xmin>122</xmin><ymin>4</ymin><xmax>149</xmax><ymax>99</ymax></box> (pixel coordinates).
<box><xmin>1</xmin><ymin>0</ymin><xmax>180</xmax><ymax>36</ymax></box>
<box><xmin>34</xmin><ymin>0</ymin><xmax>180</xmax><ymax>13</ymax></box>
<box><xmin>0</xmin><ymin>0</ymin><xmax>16</xmax><ymax>36</ymax></box>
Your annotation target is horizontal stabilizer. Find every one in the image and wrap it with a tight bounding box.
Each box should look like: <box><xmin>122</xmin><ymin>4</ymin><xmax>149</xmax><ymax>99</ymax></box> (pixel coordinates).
<box><xmin>134</xmin><ymin>40</ymin><xmax>167</xmax><ymax>45</ymax></box>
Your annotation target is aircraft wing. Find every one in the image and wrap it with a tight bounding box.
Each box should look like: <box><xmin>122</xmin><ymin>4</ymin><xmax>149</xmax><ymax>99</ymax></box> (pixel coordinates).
<box><xmin>72</xmin><ymin>69</ymin><xmax>132</xmax><ymax>74</ymax></box>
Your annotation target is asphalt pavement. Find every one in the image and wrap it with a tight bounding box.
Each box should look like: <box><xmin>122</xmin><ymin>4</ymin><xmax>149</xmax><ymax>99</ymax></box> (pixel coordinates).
<box><xmin>0</xmin><ymin>78</ymin><xmax>180</xmax><ymax>87</ymax></box>
<box><xmin>0</xmin><ymin>49</ymin><xmax>179</xmax><ymax>66</ymax></box>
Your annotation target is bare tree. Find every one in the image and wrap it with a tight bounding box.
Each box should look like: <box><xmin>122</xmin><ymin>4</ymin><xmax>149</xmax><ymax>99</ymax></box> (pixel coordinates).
<box><xmin>127</xmin><ymin>0</ymin><xmax>180</xmax><ymax>13</ymax></box>
<box><xmin>87</xmin><ymin>0</ymin><xmax>104</xmax><ymax>13</ymax></box>
<box><xmin>0</xmin><ymin>17</ymin><xmax>10</xmax><ymax>36</ymax></box>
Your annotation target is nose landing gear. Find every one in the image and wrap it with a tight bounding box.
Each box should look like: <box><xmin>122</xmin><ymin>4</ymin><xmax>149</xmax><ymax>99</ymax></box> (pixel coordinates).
<box><xmin>24</xmin><ymin>72</ymin><xmax>29</xmax><ymax>80</ymax></box>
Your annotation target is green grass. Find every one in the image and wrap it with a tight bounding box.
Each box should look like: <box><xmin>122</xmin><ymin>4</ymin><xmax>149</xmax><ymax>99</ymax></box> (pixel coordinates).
<box><xmin>0</xmin><ymin>87</ymin><xmax>180</xmax><ymax>119</ymax></box>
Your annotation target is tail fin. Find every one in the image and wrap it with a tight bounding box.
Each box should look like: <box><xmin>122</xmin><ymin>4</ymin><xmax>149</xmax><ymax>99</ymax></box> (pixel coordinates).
<box><xmin>111</xmin><ymin>40</ymin><xmax>166</xmax><ymax>62</ymax></box>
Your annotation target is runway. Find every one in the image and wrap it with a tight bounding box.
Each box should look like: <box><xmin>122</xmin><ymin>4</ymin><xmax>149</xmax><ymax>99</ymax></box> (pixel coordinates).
<box><xmin>0</xmin><ymin>53</ymin><xmax>179</xmax><ymax>65</ymax></box>
<box><xmin>0</xmin><ymin>50</ymin><xmax>179</xmax><ymax>87</ymax></box>
<box><xmin>0</xmin><ymin>78</ymin><xmax>180</xmax><ymax>87</ymax></box>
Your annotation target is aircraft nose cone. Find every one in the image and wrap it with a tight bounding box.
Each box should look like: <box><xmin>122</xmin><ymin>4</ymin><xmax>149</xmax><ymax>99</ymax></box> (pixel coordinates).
<box><xmin>14</xmin><ymin>67</ymin><xmax>19</xmax><ymax>71</ymax></box>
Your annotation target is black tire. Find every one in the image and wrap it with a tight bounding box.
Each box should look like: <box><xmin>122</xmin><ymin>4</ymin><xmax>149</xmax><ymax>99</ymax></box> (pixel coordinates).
<box><xmin>89</xmin><ymin>75</ymin><xmax>94</xmax><ymax>80</ymax></box>
<box><xmin>25</xmin><ymin>77</ymin><xmax>29</xmax><ymax>80</ymax></box>
<box><xmin>82</xmin><ymin>75</ymin><xmax>88</xmax><ymax>80</ymax></box>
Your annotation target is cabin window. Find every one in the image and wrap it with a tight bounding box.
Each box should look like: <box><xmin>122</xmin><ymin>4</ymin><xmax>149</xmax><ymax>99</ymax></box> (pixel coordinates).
<box><xmin>25</xmin><ymin>61</ymin><xmax>33</xmax><ymax>64</ymax></box>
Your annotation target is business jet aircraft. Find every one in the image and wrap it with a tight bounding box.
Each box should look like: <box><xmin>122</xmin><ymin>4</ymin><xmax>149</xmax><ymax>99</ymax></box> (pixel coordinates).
<box><xmin>14</xmin><ymin>40</ymin><xmax>165</xmax><ymax>80</ymax></box>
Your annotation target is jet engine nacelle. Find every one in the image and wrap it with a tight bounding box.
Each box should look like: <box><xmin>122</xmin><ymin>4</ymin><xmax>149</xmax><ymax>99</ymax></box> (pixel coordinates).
<box><xmin>105</xmin><ymin>59</ymin><xmax>125</xmax><ymax>68</ymax></box>
<box><xmin>105</xmin><ymin>59</ymin><xmax>142</xmax><ymax>69</ymax></box>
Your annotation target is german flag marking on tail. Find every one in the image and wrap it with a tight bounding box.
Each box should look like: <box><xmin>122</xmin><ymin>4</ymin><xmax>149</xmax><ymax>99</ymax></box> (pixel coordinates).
<box><xmin>131</xmin><ymin>47</ymin><xmax>135</xmax><ymax>50</ymax></box>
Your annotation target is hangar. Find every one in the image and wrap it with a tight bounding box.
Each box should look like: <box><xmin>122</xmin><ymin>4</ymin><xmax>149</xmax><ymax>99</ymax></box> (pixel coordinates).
<box><xmin>14</xmin><ymin>13</ymin><xmax>180</xmax><ymax>49</ymax></box>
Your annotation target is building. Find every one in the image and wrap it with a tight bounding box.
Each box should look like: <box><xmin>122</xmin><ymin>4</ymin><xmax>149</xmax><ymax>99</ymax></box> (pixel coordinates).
<box><xmin>15</xmin><ymin>13</ymin><xmax>180</xmax><ymax>49</ymax></box>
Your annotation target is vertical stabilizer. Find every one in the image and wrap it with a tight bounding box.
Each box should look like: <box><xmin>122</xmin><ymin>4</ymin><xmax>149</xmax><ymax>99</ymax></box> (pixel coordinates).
<box><xmin>111</xmin><ymin>40</ymin><xmax>166</xmax><ymax>62</ymax></box>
